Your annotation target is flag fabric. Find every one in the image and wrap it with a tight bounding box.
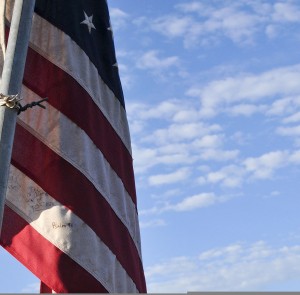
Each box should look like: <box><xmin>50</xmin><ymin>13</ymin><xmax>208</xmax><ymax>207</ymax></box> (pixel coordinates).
<box><xmin>0</xmin><ymin>0</ymin><xmax>147</xmax><ymax>293</ymax></box>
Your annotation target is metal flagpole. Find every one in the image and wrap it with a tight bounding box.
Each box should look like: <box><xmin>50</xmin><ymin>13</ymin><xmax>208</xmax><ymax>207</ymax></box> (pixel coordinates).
<box><xmin>0</xmin><ymin>0</ymin><xmax>35</xmax><ymax>234</ymax></box>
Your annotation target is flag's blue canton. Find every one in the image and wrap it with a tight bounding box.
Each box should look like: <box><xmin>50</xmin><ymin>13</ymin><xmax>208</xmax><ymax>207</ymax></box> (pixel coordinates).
<box><xmin>34</xmin><ymin>0</ymin><xmax>125</xmax><ymax>108</ymax></box>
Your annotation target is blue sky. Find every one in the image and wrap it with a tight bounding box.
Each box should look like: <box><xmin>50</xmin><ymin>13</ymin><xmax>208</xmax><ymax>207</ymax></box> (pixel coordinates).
<box><xmin>1</xmin><ymin>0</ymin><xmax>300</xmax><ymax>292</ymax></box>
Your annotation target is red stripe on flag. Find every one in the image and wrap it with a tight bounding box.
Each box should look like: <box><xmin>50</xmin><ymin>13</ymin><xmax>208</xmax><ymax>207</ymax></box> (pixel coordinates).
<box><xmin>1</xmin><ymin>206</ymin><xmax>108</xmax><ymax>293</ymax></box>
<box><xmin>40</xmin><ymin>282</ymin><xmax>52</xmax><ymax>293</ymax></box>
<box><xmin>23</xmin><ymin>46</ymin><xmax>137</xmax><ymax>205</ymax></box>
<box><xmin>11</xmin><ymin>124</ymin><xmax>146</xmax><ymax>293</ymax></box>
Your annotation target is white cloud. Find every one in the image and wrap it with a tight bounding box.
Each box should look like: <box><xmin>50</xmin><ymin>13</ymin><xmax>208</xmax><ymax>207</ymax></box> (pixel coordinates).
<box><xmin>132</xmin><ymin>142</ymin><xmax>198</xmax><ymax>175</ymax></box>
<box><xmin>283</xmin><ymin>112</ymin><xmax>300</xmax><ymax>124</ymax></box>
<box><xmin>176</xmin><ymin>2</ymin><xmax>211</xmax><ymax>15</ymax></box>
<box><xmin>277</xmin><ymin>125</ymin><xmax>300</xmax><ymax>137</ymax></box>
<box><xmin>151</xmin><ymin>15</ymin><xmax>195</xmax><ymax>48</ymax></box>
<box><xmin>20</xmin><ymin>282</ymin><xmax>39</xmax><ymax>293</ymax></box>
<box><xmin>263</xmin><ymin>190</ymin><xmax>281</xmax><ymax>199</ymax></box>
<box><xmin>230</xmin><ymin>131</ymin><xmax>251</xmax><ymax>145</ymax></box>
<box><xmin>288</xmin><ymin>150</ymin><xmax>300</xmax><ymax>164</ymax></box>
<box><xmin>139</xmin><ymin>192</ymin><xmax>235</xmax><ymax>216</ymax></box>
<box><xmin>148</xmin><ymin>1</ymin><xmax>300</xmax><ymax>48</ymax></box>
<box><xmin>148</xmin><ymin>167</ymin><xmax>190</xmax><ymax>186</ymax></box>
<box><xmin>145</xmin><ymin>241</ymin><xmax>300</xmax><ymax>292</ymax></box>
<box><xmin>132</xmin><ymin>145</ymin><xmax>158</xmax><ymax>173</ymax></box>
<box><xmin>203</xmin><ymin>6</ymin><xmax>262</xmax><ymax>44</ymax></box>
<box><xmin>136</xmin><ymin>50</ymin><xmax>179</xmax><ymax>71</ymax></box>
<box><xmin>172</xmin><ymin>109</ymin><xmax>199</xmax><ymax>123</ymax></box>
<box><xmin>150</xmin><ymin>188</ymin><xmax>182</xmax><ymax>200</ymax></box>
<box><xmin>128</xmin><ymin>119</ymin><xmax>145</xmax><ymax>135</ymax></box>
<box><xmin>143</xmin><ymin>122</ymin><xmax>221</xmax><ymax>145</ymax></box>
<box><xmin>151</xmin><ymin>15</ymin><xmax>193</xmax><ymax>38</ymax></box>
<box><xmin>128</xmin><ymin>98</ymin><xmax>241</xmax><ymax>175</ymax></box>
<box><xmin>127</xmin><ymin>100</ymin><xmax>182</xmax><ymax>122</ymax></box>
<box><xmin>227</xmin><ymin>103</ymin><xmax>267</xmax><ymax>116</ymax></box>
<box><xmin>199</xmin><ymin>149</ymin><xmax>239</xmax><ymax>162</ymax></box>
<box><xmin>272</xmin><ymin>2</ymin><xmax>300</xmax><ymax>22</ymax></box>
<box><xmin>201</xmin><ymin>165</ymin><xmax>245</xmax><ymax>188</ymax></box>
<box><xmin>151</xmin><ymin>4</ymin><xmax>263</xmax><ymax>47</ymax></box>
<box><xmin>170</xmin><ymin>193</ymin><xmax>216</xmax><ymax>211</ymax></box>
<box><xmin>187</xmin><ymin>65</ymin><xmax>300</xmax><ymax>117</ymax></box>
<box><xmin>199</xmin><ymin>149</ymin><xmax>300</xmax><ymax>187</ymax></box>
<box><xmin>117</xmin><ymin>63</ymin><xmax>136</xmax><ymax>90</ymax></box>
<box><xmin>140</xmin><ymin>219</ymin><xmax>166</xmax><ymax>229</ymax></box>
<box><xmin>265</xmin><ymin>24</ymin><xmax>279</xmax><ymax>38</ymax></box>
<box><xmin>146</xmin><ymin>256</ymin><xmax>197</xmax><ymax>279</ymax></box>
<box><xmin>192</xmin><ymin>134</ymin><xmax>222</xmax><ymax>149</ymax></box>
<box><xmin>109</xmin><ymin>8</ymin><xmax>129</xmax><ymax>31</ymax></box>
<box><xmin>243</xmin><ymin>150</ymin><xmax>289</xmax><ymax>179</ymax></box>
<box><xmin>267</xmin><ymin>95</ymin><xmax>300</xmax><ymax>116</ymax></box>
<box><xmin>271</xmin><ymin>190</ymin><xmax>280</xmax><ymax>196</ymax></box>
<box><xmin>155</xmin><ymin>150</ymin><xmax>196</xmax><ymax>166</ymax></box>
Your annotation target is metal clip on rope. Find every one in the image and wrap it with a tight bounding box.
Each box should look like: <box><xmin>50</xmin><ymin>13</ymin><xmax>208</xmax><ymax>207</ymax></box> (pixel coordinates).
<box><xmin>0</xmin><ymin>93</ymin><xmax>22</xmax><ymax>109</ymax></box>
<box><xmin>0</xmin><ymin>93</ymin><xmax>48</xmax><ymax>114</ymax></box>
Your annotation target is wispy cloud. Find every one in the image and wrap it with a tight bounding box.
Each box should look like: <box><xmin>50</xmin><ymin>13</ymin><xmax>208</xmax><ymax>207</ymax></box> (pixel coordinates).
<box><xmin>282</xmin><ymin>112</ymin><xmax>300</xmax><ymax>124</ymax></box>
<box><xmin>198</xmin><ymin>164</ymin><xmax>245</xmax><ymax>188</ymax></box>
<box><xmin>127</xmin><ymin>99</ymin><xmax>203</xmax><ymax>138</ymax></box>
<box><xmin>267</xmin><ymin>95</ymin><xmax>300</xmax><ymax>116</ymax></box>
<box><xmin>277</xmin><ymin>125</ymin><xmax>300</xmax><ymax>137</ymax></box>
<box><xmin>109</xmin><ymin>8</ymin><xmax>130</xmax><ymax>31</ymax></box>
<box><xmin>151</xmin><ymin>4</ymin><xmax>262</xmax><ymax>47</ymax></box>
<box><xmin>143</xmin><ymin>122</ymin><xmax>221</xmax><ymax>145</ymax></box>
<box><xmin>227</xmin><ymin>103</ymin><xmax>267</xmax><ymax>117</ymax></box>
<box><xmin>136</xmin><ymin>50</ymin><xmax>179</xmax><ymax>71</ymax></box>
<box><xmin>243</xmin><ymin>150</ymin><xmax>289</xmax><ymax>179</ymax></box>
<box><xmin>170</xmin><ymin>192</ymin><xmax>217</xmax><ymax>212</ymax></box>
<box><xmin>147</xmin><ymin>1</ymin><xmax>300</xmax><ymax>48</ymax></box>
<box><xmin>135</xmin><ymin>50</ymin><xmax>183</xmax><ymax>79</ymax></box>
<box><xmin>20</xmin><ymin>282</ymin><xmax>39</xmax><ymax>293</ymax></box>
<box><xmin>199</xmin><ymin>149</ymin><xmax>300</xmax><ymax>187</ymax></box>
<box><xmin>272</xmin><ymin>2</ymin><xmax>300</xmax><ymax>22</ymax></box>
<box><xmin>148</xmin><ymin>167</ymin><xmax>190</xmax><ymax>186</ymax></box>
<box><xmin>146</xmin><ymin>241</ymin><xmax>300</xmax><ymax>292</ymax></box>
<box><xmin>187</xmin><ymin>64</ymin><xmax>300</xmax><ymax>117</ymax></box>
<box><xmin>128</xmin><ymin>98</ymin><xmax>239</xmax><ymax>175</ymax></box>
<box><xmin>140</xmin><ymin>219</ymin><xmax>166</xmax><ymax>229</ymax></box>
<box><xmin>140</xmin><ymin>192</ymin><xmax>228</xmax><ymax>215</ymax></box>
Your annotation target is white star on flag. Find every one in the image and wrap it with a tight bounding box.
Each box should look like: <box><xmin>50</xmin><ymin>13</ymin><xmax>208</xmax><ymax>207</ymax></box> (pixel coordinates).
<box><xmin>80</xmin><ymin>11</ymin><xmax>96</xmax><ymax>34</ymax></box>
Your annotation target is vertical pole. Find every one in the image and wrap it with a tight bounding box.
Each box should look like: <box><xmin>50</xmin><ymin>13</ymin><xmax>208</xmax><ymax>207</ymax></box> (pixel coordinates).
<box><xmin>0</xmin><ymin>0</ymin><xmax>35</xmax><ymax>233</ymax></box>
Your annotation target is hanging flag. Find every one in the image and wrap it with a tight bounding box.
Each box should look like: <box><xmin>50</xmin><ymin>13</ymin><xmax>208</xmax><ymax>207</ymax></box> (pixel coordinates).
<box><xmin>0</xmin><ymin>0</ymin><xmax>147</xmax><ymax>293</ymax></box>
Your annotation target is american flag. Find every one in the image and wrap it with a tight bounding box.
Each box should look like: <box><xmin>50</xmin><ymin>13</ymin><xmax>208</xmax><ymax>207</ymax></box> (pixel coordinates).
<box><xmin>0</xmin><ymin>0</ymin><xmax>146</xmax><ymax>293</ymax></box>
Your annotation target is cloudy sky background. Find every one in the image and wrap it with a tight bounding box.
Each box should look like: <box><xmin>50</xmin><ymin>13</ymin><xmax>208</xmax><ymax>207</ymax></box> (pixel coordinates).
<box><xmin>1</xmin><ymin>0</ymin><xmax>300</xmax><ymax>292</ymax></box>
